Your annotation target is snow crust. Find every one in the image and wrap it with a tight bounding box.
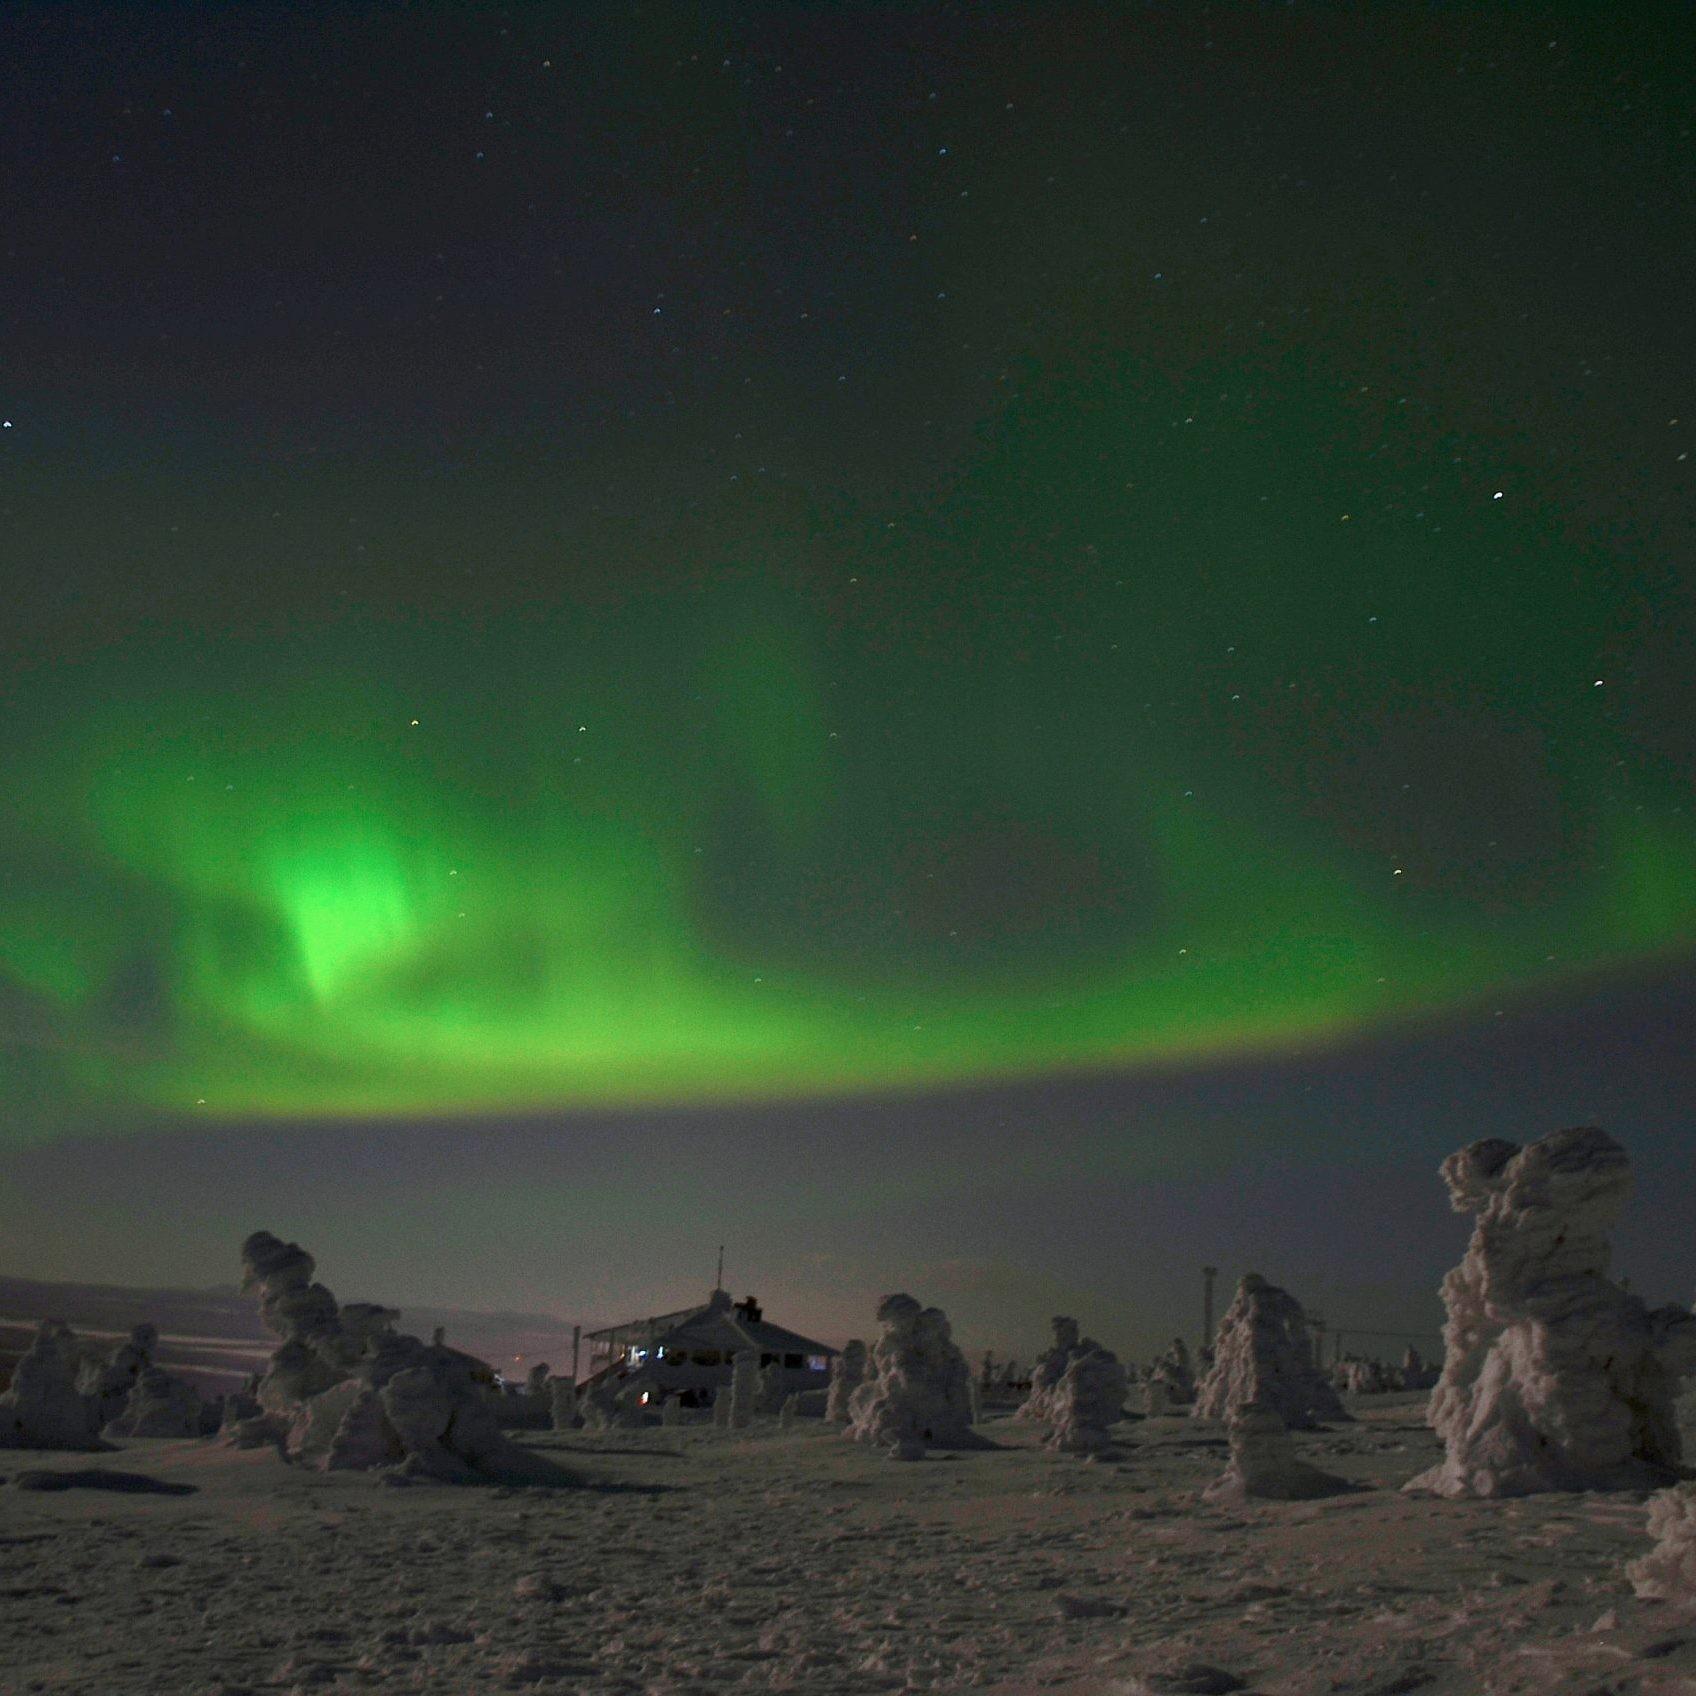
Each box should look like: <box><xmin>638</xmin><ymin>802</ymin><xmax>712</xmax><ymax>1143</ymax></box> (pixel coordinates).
<box><xmin>9</xmin><ymin>1391</ymin><xmax>1696</xmax><ymax>1696</ymax></box>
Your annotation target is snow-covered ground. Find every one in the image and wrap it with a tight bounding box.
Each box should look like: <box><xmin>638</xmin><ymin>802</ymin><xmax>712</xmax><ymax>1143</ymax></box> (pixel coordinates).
<box><xmin>4</xmin><ymin>1392</ymin><xmax>1694</xmax><ymax>1696</ymax></box>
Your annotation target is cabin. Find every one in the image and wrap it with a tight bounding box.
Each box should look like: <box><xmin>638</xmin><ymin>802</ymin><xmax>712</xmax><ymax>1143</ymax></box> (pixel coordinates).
<box><xmin>584</xmin><ymin>1289</ymin><xmax>834</xmax><ymax>1406</ymax></box>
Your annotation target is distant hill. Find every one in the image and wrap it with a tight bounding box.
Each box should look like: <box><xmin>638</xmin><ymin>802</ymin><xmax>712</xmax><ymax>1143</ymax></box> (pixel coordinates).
<box><xmin>0</xmin><ymin>1273</ymin><xmax>579</xmax><ymax>1393</ymax></box>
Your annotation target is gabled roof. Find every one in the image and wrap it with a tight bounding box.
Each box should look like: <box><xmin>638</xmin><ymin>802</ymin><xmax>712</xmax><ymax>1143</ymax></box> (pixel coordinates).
<box><xmin>591</xmin><ymin>1288</ymin><xmax>835</xmax><ymax>1359</ymax></box>
<box><xmin>655</xmin><ymin>1305</ymin><xmax>833</xmax><ymax>1359</ymax></box>
<box><xmin>584</xmin><ymin>1302</ymin><xmax>701</xmax><ymax>1341</ymax></box>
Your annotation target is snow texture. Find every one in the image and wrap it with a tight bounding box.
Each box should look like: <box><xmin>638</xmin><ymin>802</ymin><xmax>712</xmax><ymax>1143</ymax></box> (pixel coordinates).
<box><xmin>1146</xmin><ymin>1336</ymin><xmax>1197</xmax><ymax>1408</ymax></box>
<box><xmin>103</xmin><ymin>1366</ymin><xmax>207</xmax><ymax>1439</ymax></box>
<box><xmin>825</xmin><ymin>1338</ymin><xmax>868</xmax><ymax>1423</ymax></box>
<box><xmin>10</xmin><ymin>1381</ymin><xmax>1696</xmax><ymax>1694</ymax></box>
<box><xmin>1019</xmin><ymin>1317</ymin><xmax>1085</xmax><ymax>1423</ymax></box>
<box><xmin>1405</xmin><ymin>1127</ymin><xmax>1696</xmax><ymax>1497</ymax></box>
<box><xmin>1202</xmin><ymin>1398</ymin><xmax>1354</xmax><ymax>1504</ymax></box>
<box><xmin>1193</xmin><ymin>1274</ymin><xmax>1348</xmax><ymax>1430</ymax></box>
<box><xmin>729</xmin><ymin>1350</ymin><xmax>759</xmax><ymax>1430</ymax></box>
<box><xmin>1337</xmin><ymin>1357</ymin><xmax>1391</xmax><ymax>1395</ymax></box>
<box><xmin>547</xmin><ymin>1375</ymin><xmax>578</xmax><ymax>1431</ymax></box>
<box><xmin>846</xmin><ymin>1293</ymin><xmax>989</xmax><ymax>1456</ymax></box>
<box><xmin>230</xmin><ymin>1231</ymin><xmax>572</xmax><ymax>1485</ymax></box>
<box><xmin>1629</xmin><ymin>1482</ymin><xmax>1696</xmax><ymax>1605</ymax></box>
<box><xmin>579</xmin><ymin>1378</ymin><xmax>641</xmax><ymax>1431</ymax></box>
<box><xmin>0</xmin><ymin>1321</ymin><xmax>107</xmax><ymax>1450</ymax></box>
<box><xmin>1045</xmin><ymin>1343</ymin><xmax>1129</xmax><ymax>1455</ymax></box>
<box><xmin>77</xmin><ymin>1323</ymin><xmax>159</xmax><ymax>1429</ymax></box>
<box><xmin>1399</xmin><ymin>1346</ymin><xmax>1439</xmax><ymax>1391</ymax></box>
<box><xmin>1143</xmin><ymin>1374</ymin><xmax>1185</xmax><ymax>1416</ymax></box>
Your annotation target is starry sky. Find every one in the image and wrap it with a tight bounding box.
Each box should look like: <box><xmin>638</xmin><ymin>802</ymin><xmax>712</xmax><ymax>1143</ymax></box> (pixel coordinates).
<box><xmin>2</xmin><ymin>4</ymin><xmax>1692</xmax><ymax>1358</ymax></box>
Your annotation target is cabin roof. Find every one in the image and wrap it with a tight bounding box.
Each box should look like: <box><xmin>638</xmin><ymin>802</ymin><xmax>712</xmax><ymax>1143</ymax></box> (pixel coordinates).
<box><xmin>588</xmin><ymin>1289</ymin><xmax>834</xmax><ymax>1359</ymax></box>
<box><xmin>654</xmin><ymin>1308</ymin><xmax>832</xmax><ymax>1357</ymax></box>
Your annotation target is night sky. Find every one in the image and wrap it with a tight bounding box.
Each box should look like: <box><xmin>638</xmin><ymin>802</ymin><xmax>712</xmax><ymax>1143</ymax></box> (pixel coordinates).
<box><xmin>2</xmin><ymin>4</ymin><xmax>1692</xmax><ymax>1358</ymax></box>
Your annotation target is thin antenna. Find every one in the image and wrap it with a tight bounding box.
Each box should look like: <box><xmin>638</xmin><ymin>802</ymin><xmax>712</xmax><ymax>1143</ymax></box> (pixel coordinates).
<box><xmin>715</xmin><ymin>1244</ymin><xmax>725</xmax><ymax>1291</ymax></box>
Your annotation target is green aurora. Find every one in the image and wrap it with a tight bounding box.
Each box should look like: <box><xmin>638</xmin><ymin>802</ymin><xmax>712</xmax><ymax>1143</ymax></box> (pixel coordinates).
<box><xmin>4</xmin><ymin>359</ymin><xmax>1694</xmax><ymax>1137</ymax></box>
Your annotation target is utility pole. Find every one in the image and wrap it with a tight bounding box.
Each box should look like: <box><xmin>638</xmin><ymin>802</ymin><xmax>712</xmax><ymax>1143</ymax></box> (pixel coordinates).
<box><xmin>715</xmin><ymin>1244</ymin><xmax>725</xmax><ymax>1292</ymax></box>
<box><xmin>1201</xmin><ymin>1266</ymin><xmax>1218</xmax><ymax>1356</ymax></box>
<box><xmin>570</xmin><ymin>1323</ymin><xmax>581</xmax><ymax>1385</ymax></box>
<box><xmin>1308</xmin><ymin>1311</ymin><xmax>1326</xmax><ymax>1369</ymax></box>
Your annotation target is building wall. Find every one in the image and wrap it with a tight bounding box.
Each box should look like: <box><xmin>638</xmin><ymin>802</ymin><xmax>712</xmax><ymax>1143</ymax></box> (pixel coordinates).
<box><xmin>623</xmin><ymin>1362</ymin><xmax>828</xmax><ymax>1406</ymax></box>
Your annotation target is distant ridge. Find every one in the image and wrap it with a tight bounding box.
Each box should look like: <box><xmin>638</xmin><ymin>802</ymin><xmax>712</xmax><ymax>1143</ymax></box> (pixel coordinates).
<box><xmin>0</xmin><ymin>1272</ymin><xmax>579</xmax><ymax>1392</ymax></box>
